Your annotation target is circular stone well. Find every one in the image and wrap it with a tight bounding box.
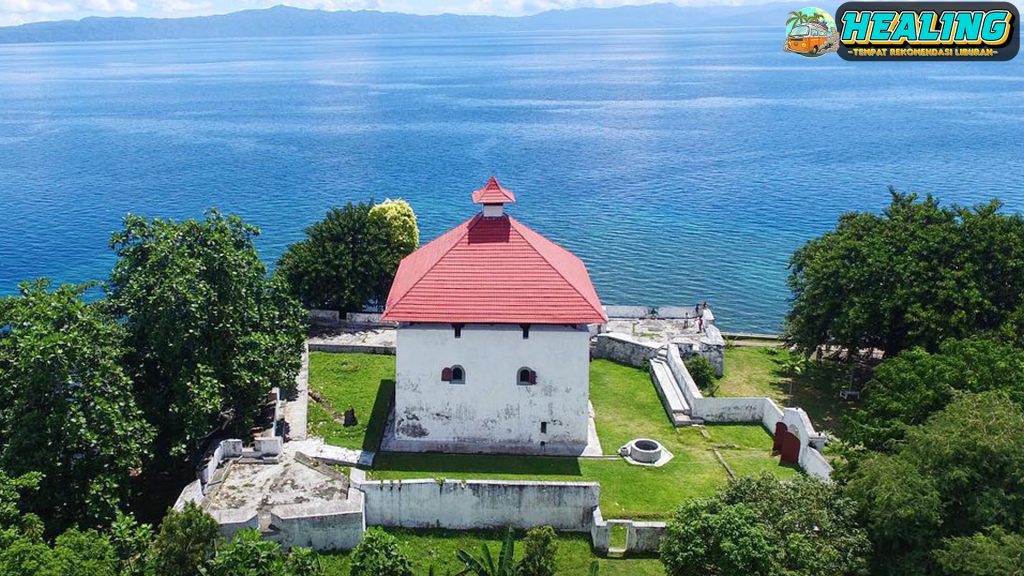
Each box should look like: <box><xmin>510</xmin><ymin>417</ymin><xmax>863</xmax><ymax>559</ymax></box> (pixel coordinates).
<box><xmin>627</xmin><ymin>438</ymin><xmax>664</xmax><ymax>464</ymax></box>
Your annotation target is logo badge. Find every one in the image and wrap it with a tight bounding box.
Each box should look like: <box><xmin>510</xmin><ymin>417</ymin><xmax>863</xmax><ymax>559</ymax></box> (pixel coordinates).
<box><xmin>835</xmin><ymin>2</ymin><xmax>1020</xmax><ymax>60</ymax></box>
<box><xmin>785</xmin><ymin>7</ymin><xmax>840</xmax><ymax>57</ymax></box>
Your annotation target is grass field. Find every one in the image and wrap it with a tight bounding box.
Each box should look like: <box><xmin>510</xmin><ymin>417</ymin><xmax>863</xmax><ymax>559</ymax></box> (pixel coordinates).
<box><xmin>309</xmin><ymin>353</ymin><xmax>797</xmax><ymax>519</ymax></box>
<box><xmin>319</xmin><ymin>528</ymin><xmax>665</xmax><ymax>576</ymax></box>
<box><xmin>716</xmin><ymin>345</ymin><xmax>852</xmax><ymax>435</ymax></box>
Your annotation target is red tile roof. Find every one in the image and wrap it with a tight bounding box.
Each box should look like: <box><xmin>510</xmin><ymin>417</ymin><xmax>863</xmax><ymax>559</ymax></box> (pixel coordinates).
<box><xmin>382</xmin><ymin>213</ymin><xmax>607</xmax><ymax>324</ymax></box>
<box><xmin>471</xmin><ymin>177</ymin><xmax>516</xmax><ymax>205</ymax></box>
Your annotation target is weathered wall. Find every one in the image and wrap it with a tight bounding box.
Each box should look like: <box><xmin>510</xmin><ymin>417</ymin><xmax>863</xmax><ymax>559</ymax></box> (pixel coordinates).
<box><xmin>309</xmin><ymin>309</ymin><xmax>340</xmax><ymax>324</ymax></box>
<box><xmin>393</xmin><ymin>323</ymin><xmax>591</xmax><ymax>454</ymax></box>
<box><xmin>593</xmin><ymin>333</ymin><xmax>659</xmax><ymax>368</ymax></box>
<box><xmin>359</xmin><ymin>479</ymin><xmax>599</xmax><ymax>531</ymax></box>
<box><xmin>590</xmin><ymin>508</ymin><xmax>666</xmax><ymax>553</ymax></box>
<box><xmin>210</xmin><ymin>509</ymin><xmax>259</xmax><ymax>539</ymax></box>
<box><xmin>307</xmin><ymin>342</ymin><xmax>396</xmax><ymax>355</ymax></box>
<box><xmin>270</xmin><ymin>494</ymin><xmax>365</xmax><ymax>552</ymax></box>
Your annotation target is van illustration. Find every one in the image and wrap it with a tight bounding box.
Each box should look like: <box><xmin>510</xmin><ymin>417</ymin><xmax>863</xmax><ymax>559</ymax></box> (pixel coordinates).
<box><xmin>784</xmin><ymin>8</ymin><xmax>839</xmax><ymax>57</ymax></box>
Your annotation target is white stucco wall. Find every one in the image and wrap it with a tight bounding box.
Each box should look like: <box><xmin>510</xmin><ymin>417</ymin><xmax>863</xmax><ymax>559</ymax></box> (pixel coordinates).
<box><xmin>393</xmin><ymin>323</ymin><xmax>591</xmax><ymax>454</ymax></box>
<box><xmin>359</xmin><ymin>479</ymin><xmax>599</xmax><ymax>531</ymax></box>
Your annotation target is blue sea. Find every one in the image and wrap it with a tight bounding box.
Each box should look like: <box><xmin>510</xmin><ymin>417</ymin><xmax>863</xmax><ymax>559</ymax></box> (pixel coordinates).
<box><xmin>1</xmin><ymin>29</ymin><xmax>1022</xmax><ymax>333</ymax></box>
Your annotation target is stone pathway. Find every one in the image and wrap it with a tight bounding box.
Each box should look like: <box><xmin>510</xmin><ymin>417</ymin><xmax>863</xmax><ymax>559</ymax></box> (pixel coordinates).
<box><xmin>280</xmin><ymin>344</ymin><xmax>309</xmax><ymax>441</ymax></box>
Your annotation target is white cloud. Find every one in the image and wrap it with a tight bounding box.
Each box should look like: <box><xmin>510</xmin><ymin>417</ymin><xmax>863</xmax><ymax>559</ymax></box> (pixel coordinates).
<box><xmin>82</xmin><ymin>0</ymin><xmax>138</xmax><ymax>11</ymax></box>
<box><xmin>0</xmin><ymin>0</ymin><xmax>75</xmax><ymax>14</ymax></box>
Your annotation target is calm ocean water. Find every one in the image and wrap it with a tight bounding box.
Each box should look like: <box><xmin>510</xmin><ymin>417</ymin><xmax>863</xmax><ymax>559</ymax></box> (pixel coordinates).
<box><xmin>1</xmin><ymin>29</ymin><xmax>1022</xmax><ymax>332</ymax></box>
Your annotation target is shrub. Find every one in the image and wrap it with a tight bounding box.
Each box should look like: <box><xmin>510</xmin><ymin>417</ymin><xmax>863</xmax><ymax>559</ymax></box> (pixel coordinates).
<box><xmin>516</xmin><ymin>526</ymin><xmax>557</xmax><ymax>576</ymax></box>
<box><xmin>685</xmin><ymin>355</ymin><xmax>717</xmax><ymax>393</ymax></box>
<box><xmin>147</xmin><ymin>502</ymin><xmax>219</xmax><ymax>576</ymax></box>
<box><xmin>349</xmin><ymin>528</ymin><xmax>413</xmax><ymax>576</ymax></box>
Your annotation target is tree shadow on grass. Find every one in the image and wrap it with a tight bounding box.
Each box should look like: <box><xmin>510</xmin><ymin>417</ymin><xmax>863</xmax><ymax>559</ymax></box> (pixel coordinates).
<box><xmin>372</xmin><ymin>452</ymin><xmax>583</xmax><ymax>478</ymax></box>
<box><xmin>362</xmin><ymin>378</ymin><xmax>394</xmax><ymax>452</ymax></box>
<box><xmin>765</xmin><ymin>352</ymin><xmax>853</xmax><ymax>434</ymax></box>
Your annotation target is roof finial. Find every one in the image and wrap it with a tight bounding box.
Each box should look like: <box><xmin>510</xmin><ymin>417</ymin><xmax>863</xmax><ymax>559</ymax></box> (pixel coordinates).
<box><xmin>472</xmin><ymin>177</ymin><xmax>516</xmax><ymax>206</ymax></box>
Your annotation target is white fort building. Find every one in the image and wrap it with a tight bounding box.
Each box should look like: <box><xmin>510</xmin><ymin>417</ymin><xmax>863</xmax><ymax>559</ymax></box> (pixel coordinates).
<box><xmin>381</xmin><ymin>178</ymin><xmax>607</xmax><ymax>455</ymax></box>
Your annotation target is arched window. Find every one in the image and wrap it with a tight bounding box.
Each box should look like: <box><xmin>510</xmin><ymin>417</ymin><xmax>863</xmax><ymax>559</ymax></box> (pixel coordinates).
<box><xmin>517</xmin><ymin>367</ymin><xmax>536</xmax><ymax>385</ymax></box>
<box><xmin>441</xmin><ymin>367</ymin><xmax>452</xmax><ymax>382</ymax></box>
<box><xmin>451</xmin><ymin>365</ymin><xmax>465</xmax><ymax>384</ymax></box>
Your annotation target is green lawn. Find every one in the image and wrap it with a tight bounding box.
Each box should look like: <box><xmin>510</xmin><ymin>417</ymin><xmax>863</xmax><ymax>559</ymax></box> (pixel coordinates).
<box><xmin>716</xmin><ymin>346</ymin><xmax>852</xmax><ymax>435</ymax></box>
<box><xmin>319</xmin><ymin>528</ymin><xmax>665</xmax><ymax>576</ymax></box>
<box><xmin>307</xmin><ymin>352</ymin><xmax>395</xmax><ymax>450</ymax></box>
<box><xmin>309</xmin><ymin>354</ymin><xmax>797</xmax><ymax>519</ymax></box>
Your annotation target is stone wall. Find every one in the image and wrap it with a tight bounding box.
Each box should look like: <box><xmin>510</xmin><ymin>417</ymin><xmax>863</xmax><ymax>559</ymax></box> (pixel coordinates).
<box><xmin>309</xmin><ymin>309</ymin><xmax>340</xmax><ymax>324</ymax></box>
<box><xmin>664</xmin><ymin>344</ymin><xmax>831</xmax><ymax>480</ymax></box>
<box><xmin>210</xmin><ymin>509</ymin><xmax>259</xmax><ymax>539</ymax></box>
<box><xmin>270</xmin><ymin>493</ymin><xmax>365</xmax><ymax>552</ymax></box>
<box><xmin>590</xmin><ymin>508</ymin><xmax>665</xmax><ymax>554</ymax></box>
<box><xmin>593</xmin><ymin>333</ymin><xmax>660</xmax><ymax>368</ymax></box>
<box><xmin>358</xmin><ymin>479</ymin><xmax>599</xmax><ymax>531</ymax></box>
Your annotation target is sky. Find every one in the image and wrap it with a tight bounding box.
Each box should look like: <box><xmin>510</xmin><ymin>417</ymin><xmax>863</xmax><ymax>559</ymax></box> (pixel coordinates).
<box><xmin>0</xmin><ymin>0</ymin><xmax>773</xmax><ymax>27</ymax></box>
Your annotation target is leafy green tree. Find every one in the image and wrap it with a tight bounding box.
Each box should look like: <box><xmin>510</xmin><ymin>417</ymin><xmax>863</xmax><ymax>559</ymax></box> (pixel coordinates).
<box><xmin>148</xmin><ymin>502</ymin><xmax>220</xmax><ymax>576</ymax></box>
<box><xmin>0</xmin><ymin>280</ymin><xmax>153</xmax><ymax>530</ymax></box>
<box><xmin>108</xmin><ymin>211</ymin><xmax>305</xmax><ymax>457</ymax></box>
<box><xmin>110</xmin><ymin>512</ymin><xmax>154</xmax><ymax>576</ymax></box>
<box><xmin>52</xmin><ymin>528</ymin><xmax>120</xmax><ymax>576</ymax></box>
<box><xmin>661</xmin><ymin>474</ymin><xmax>869</xmax><ymax>576</ymax></box>
<box><xmin>843</xmin><ymin>392</ymin><xmax>1024</xmax><ymax>576</ymax></box>
<box><xmin>684</xmin><ymin>355</ymin><xmax>717</xmax><ymax>393</ymax></box>
<box><xmin>203</xmin><ymin>528</ymin><xmax>322</xmax><ymax>576</ymax></box>
<box><xmin>456</xmin><ymin>528</ymin><xmax>516</xmax><ymax>576</ymax></box>
<box><xmin>933</xmin><ymin>528</ymin><xmax>1024</xmax><ymax>576</ymax></box>
<box><xmin>785</xmin><ymin>191</ymin><xmax>1024</xmax><ymax>358</ymax></box>
<box><xmin>661</xmin><ymin>500</ymin><xmax>777</xmax><ymax>576</ymax></box>
<box><xmin>846</xmin><ymin>337</ymin><xmax>1024</xmax><ymax>451</ymax></box>
<box><xmin>275</xmin><ymin>200</ymin><xmax>419</xmax><ymax>312</ymax></box>
<box><xmin>0</xmin><ymin>471</ymin><xmax>39</xmax><ymax>529</ymax></box>
<box><xmin>349</xmin><ymin>528</ymin><xmax>413</xmax><ymax>576</ymax></box>
<box><xmin>368</xmin><ymin>199</ymin><xmax>419</xmax><ymax>305</ymax></box>
<box><xmin>515</xmin><ymin>526</ymin><xmax>557</xmax><ymax>576</ymax></box>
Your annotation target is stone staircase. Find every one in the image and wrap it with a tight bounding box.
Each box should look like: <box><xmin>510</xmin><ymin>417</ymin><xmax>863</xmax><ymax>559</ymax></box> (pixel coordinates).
<box><xmin>649</xmin><ymin>347</ymin><xmax>703</xmax><ymax>426</ymax></box>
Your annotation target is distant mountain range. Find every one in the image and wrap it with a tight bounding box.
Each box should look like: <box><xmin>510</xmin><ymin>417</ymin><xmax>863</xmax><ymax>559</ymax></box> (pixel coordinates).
<box><xmin>0</xmin><ymin>2</ymin><xmax>841</xmax><ymax>44</ymax></box>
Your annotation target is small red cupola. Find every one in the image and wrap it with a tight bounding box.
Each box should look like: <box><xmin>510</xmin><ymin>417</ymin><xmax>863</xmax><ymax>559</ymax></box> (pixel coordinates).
<box><xmin>472</xmin><ymin>176</ymin><xmax>516</xmax><ymax>217</ymax></box>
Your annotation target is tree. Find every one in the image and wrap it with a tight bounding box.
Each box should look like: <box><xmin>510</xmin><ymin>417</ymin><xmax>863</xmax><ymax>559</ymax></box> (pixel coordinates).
<box><xmin>110</xmin><ymin>512</ymin><xmax>154</xmax><ymax>576</ymax></box>
<box><xmin>661</xmin><ymin>474</ymin><xmax>869</xmax><ymax>576</ymax></box>
<box><xmin>845</xmin><ymin>337</ymin><xmax>1024</xmax><ymax>451</ymax></box>
<box><xmin>108</xmin><ymin>211</ymin><xmax>305</xmax><ymax>457</ymax></box>
<box><xmin>275</xmin><ymin>200</ymin><xmax>419</xmax><ymax>312</ymax></box>
<box><xmin>785</xmin><ymin>191</ymin><xmax>1024</xmax><ymax>358</ymax></box>
<box><xmin>349</xmin><ymin>528</ymin><xmax>414</xmax><ymax>576</ymax></box>
<box><xmin>843</xmin><ymin>392</ymin><xmax>1024</xmax><ymax>576</ymax></box>
<box><xmin>148</xmin><ymin>502</ymin><xmax>220</xmax><ymax>576</ymax></box>
<box><xmin>368</xmin><ymin>199</ymin><xmax>419</xmax><ymax>306</ymax></box>
<box><xmin>684</xmin><ymin>355</ymin><xmax>717</xmax><ymax>394</ymax></box>
<box><xmin>0</xmin><ymin>527</ymin><xmax>119</xmax><ymax>576</ymax></box>
<box><xmin>933</xmin><ymin>528</ymin><xmax>1024</xmax><ymax>576</ymax></box>
<box><xmin>203</xmin><ymin>528</ymin><xmax>322</xmax><ymax>576</ymax></box>
<box><xmin>516</xmin><ymin>526</ymin><xmax>557</xmax><ymax>576</ymax></box>
<box><xmin>0</xmin><ymin>280</ymin><xmax>153</xmax><ymax>531</ymax></box>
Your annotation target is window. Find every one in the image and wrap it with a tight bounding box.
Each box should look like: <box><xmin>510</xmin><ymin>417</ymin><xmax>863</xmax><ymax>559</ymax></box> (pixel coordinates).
<box><xmin>517</xmin><ymin>367</ymin><xmax>536</xmax><ymax>385</ymax></box>
<box><xmin>442</xmin><ymin>366</ymin><xmax>466</xmax><ymax>384</ymax></box>
<box><xmin>453</xmin><ymin>323</ymin><xmax>464</xmax><ymax>338</ymax></box>
<box><xmin>540</xmin><ymin>422</ymin><xmax>548</xmax><ymax>434</ymax></box>
<box><xmin>520</xmin><ymin>324</ymin><xmax>530</xmax><ymax>339</ymax></box>
<box><xmin>451</xmin><ymin>365</ymin><xmax>465</xmax><ymax>384</ymax></box>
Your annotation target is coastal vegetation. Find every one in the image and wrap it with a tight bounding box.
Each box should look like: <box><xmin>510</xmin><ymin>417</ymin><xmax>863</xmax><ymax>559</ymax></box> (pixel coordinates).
<box><xmin>275</xmin><ymin>200</ymin><xmax>419</xmax><ymax>312</ymax></box>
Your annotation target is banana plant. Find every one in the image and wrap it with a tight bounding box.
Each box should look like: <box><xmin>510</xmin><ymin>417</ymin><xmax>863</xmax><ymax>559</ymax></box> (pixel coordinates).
<box><xmin>455</xmin><ymin>528</ymin><xmax>515</xmax><ymax>576</ymax></box>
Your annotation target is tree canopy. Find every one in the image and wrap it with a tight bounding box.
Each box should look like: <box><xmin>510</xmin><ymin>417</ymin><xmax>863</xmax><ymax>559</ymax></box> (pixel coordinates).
<box><xmin>0</xmin><ymin>280</ymin><xmax>153</xmax><ymax>531</ymax></box>
<box><xmin>661</xmin><ymin>474</ymin><xmax>870</xmax><ymax>576</ymax></box>
<box><xmin>785</xmin><ymin>191</ymin><xmax>1024</xmax><ymax>358</ymax></box>
<box><xmin>275</xmin><ymin>199</ymin><xmax>419</xmax><ymax>312</ymax></box>
<box><xmin>845</xmin><ymin>337</ymin><xmax>1024</xmax><ymax>451</ymax></box>
<box><xmin>107</xmin><ymin>211</ymin><xmax>305</xmax><ymax>458</ymax></box>
<box><xmin>843</xmin><ymin>391</ymin><xmax>1024</xmax><ymax>576</ymax></box>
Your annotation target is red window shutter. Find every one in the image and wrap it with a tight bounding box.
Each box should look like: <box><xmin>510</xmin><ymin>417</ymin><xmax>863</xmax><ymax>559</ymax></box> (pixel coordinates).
<box><xmin>442</xmin><ymin>367</ymin><xmax>452</xmax><ymax>382</ymax></box>
<box><xmin>529</xmin><ymin>370</ymin><xmax>537</xmax><ymax>384</ymax></box>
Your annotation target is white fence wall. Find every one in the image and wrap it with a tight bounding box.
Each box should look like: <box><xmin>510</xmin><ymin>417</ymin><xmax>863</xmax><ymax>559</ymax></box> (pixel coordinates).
<box><xmin>358</xmin><ymin>479</ymin><xmax>599</xmax><ymax>531</ymax></box>
<box><xmin>665</xmin><ymin>343</ymin><xmax>831</xmax><ymax>480</ymax></box>
<box><xmin>593</xmin><ymin>333</ymin><xmax>660</xmax><ymax>368</ymax></box>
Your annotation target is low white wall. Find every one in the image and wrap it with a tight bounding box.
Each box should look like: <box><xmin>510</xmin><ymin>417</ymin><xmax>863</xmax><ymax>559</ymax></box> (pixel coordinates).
<box><xmin>270</xmin><ymin>493</ymin><xmax>365</xmax><ymax>552</ymax></box>
<box><xmin>359</xmin><ymin>479</ymin><xmax>599</xmax><ymax>531</ymax></box>
<box><xmin>590</xmin><ymin>508</ymin><xmax>665</xmax><ymax>553</ymax></box>
<box><xmin>211</xmin><ymin>509</ymin><xmax>259</xmax><ymax>539</ymax></box>
<box><xmin>199</xmin><ymin>439</ymin><xmax>243</xmax><ymax>489</ymax></box>
<box><xmin>604</xmin><ymin>305</ymin><xmax>655</xmax><ymax>318</ymax></box>
<box><xmin>309</xmin><ymin>309</ymin><xmax>340</xmax><ymax>324</ymax></box>
<box><xmin>594</xmin><ymin>333</ymin><xmax>660</xmax><ymax>368</ymax></box>
<box><xmin>665</xmin><ymin>344</ymin><xmax>831</xmax><ymax>480</ymax></box>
